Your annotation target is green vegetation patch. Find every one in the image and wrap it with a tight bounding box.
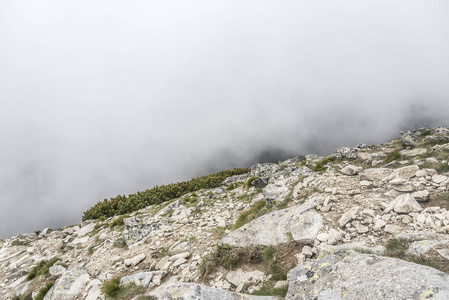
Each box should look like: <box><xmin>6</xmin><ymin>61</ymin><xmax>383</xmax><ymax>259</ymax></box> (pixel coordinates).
<box><xmin>384</xmin><ymin>149</ymin><xmax>401</xmax><ymax>164</ymax></box>
<box><xmin>35</xmin><ymin>282</ymin><xmax>55</xmax><ymax>300</ymax></box>
<box><xmin>251</xmin><ymin>283</ymin><xmax>289</xmax><ymax>297</ymax></box>
<box><xmin>233</xmin><ymin>200</ymin><xmax>268</xmax><ymax>230</ymax></box>
<box><xmin>246</xmin><ymin>176</ymin><xmax>259</xmax><ymax>188</ymax></box>
<box><xmin>27</xmin><ymin>258</ymin><xmax>60</xmax><ymax>281</ymax></box>
<box><xmin>312</xmin><ymin>156</ymin><xmax>335</xmax><ymax>172</ymax></box>
<box><xmin>83</xmin><ymin>168</ymin><xmax>249</xmax><ymax>221</ymax></box>
<box><xmin>102</xmin><ymin>278</ymin><xmax>147</xmax><ymax>300</ymax></box>
<box><xmin>384</xmin><ymin>238</ymin><xmax>447</xmax><ymax>274</ymax></box>
<box><xmin>109</xmin><ymin>216</ymin><xmax>125</xmax><ymax>229</ymax></box>
<box><xmin>199</xmin><ymin>244</ymin><xmax>287</xmax><ymax>282</ymax></box>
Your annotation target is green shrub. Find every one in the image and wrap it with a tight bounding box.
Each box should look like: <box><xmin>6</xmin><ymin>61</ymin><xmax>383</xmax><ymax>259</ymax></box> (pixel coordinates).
<box><xmin>27</xmin><ymin>258</ymin><xmax>60</xmax><ymax>281</ymax></box>
<box><xmin>35</xmin><ymin>282</ymin><xmax>55</xmax><ymax>300</ymax></box>
<box><xmin>83</xmin><ymin>168</ymin><xmax>249</xmax><ymax>221</ymax></box>
<box><xmin>102</xmin><ymin>278</ymin><xmax>121</xmax><ymax>298</ymax></box>
<box><xmin>385</xmin><ymin>150</ymin><xmax>401</xmax><ymax>164</ymax></box>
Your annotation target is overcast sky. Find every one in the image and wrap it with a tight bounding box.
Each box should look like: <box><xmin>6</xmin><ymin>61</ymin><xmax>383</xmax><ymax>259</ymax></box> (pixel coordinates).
<box><xmin>1</xmin><ymin>1</ymin><xmax>448</xmax><ymax>238</ymax></box>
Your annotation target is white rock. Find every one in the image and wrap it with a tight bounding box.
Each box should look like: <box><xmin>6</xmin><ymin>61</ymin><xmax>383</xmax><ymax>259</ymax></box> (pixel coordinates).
<box><xmin>341</xmin><ymin>165</ymin><xmax>362</xmax><ymax>176</ymax></box>
<box><xmin>338</xmin><ymin>207</ymin><xmax>362</xmax><ymax>228</ymax></box>
<box><xmin>411</xmin><ymin>190</ymin><xmax>430</xmax><ymax>202</ymax></box>
<box><xmin>124</xmin><ymin>253</ymin><xmax>146</xmax><ymax>267</ymax></box>
<box><xmin>385</xmin><ymin>194</ymin><xmax>422</xmax><ymax>214</ymax></box>
<box><xmin>433</xmin><ymin>175</ymin><xmax>448</xmax><ymax>184</ymax></box>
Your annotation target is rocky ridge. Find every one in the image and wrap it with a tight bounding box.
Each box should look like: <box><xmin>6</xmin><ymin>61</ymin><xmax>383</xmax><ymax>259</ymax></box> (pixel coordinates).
<box><xmin>1</xmin><ymin>127</ymin><xmax>449</xmax><ymax>299</ymax></box>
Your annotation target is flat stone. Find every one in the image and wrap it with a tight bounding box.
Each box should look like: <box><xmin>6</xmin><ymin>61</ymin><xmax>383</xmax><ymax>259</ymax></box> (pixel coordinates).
<box><xmin>338</xmin><ymin>207</ymin><xmax>362</xmax><ymax>228</ymax></box>
<box><xmin>287</xmin><ymin>250</ymin><xmax>449</xmax><ymax>299</ymax></box>
<box><xmin>411</xmin><ymin>190</ymin><xmax>430</xmax><ymax>202</ymax></box>
<box><xmin>120</xmin><ymin>272</ymin><xmax>153</xmax><ymax>287</ymax></box>
<box><xmin>433</xmin><ymin>175</ymin><xmax>448</xmax><ymax>184</ymax></box>
<box><xmin>400</xmin><ymin>148</ymin><xmax>427</xmax><ymax>157</ymax></box>
<box><xmin>340</xmin><ymin>165</ymin><xmax>362</xmax><ymax>176</ymax></box>
<box><xmin>124</xmin><ymin>253</ymin><xmax>146</xmax><ymax>267</ymax></box>
<box><xmin>221</xmin><ymin>201</ymin><xmax>322</xmax><ymax>247</ymax></box>
<box><xmin>149</xmin><ymin>282</ymin><xmax>277</xmax><ymax>299</ymax></box>
<box><xmin>43</xmin><ymin>267</ymin><xmax>90</xmax><ymax>300</ymax></box>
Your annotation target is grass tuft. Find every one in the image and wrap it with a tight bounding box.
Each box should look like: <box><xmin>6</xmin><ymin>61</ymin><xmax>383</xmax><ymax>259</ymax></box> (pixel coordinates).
<box><xmin>233</xmin><ymin>200</ymin><xmax>268</xmax><ymax>230</ymax></box>
<box><xmin>35</xmin><ymin>282</ymin><xmax>55</xmax><ymax>300</ymax></box>
<box><xmin>385</xmin><ymin>149</ymin><xmax>401</xmax><ymax>164</ymax></box>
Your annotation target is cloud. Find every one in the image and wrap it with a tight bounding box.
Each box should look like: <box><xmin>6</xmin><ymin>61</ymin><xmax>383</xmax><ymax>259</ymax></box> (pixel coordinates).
<box><xmin>0</xmin><ymin>0</ymin><xmax>448</xmax><ymax>238</ymax></box>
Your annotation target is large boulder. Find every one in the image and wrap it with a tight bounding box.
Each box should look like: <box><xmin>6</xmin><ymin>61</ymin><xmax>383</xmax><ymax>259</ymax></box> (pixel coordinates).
<box><xmin>221</xmin><ymin>201</ymin><xmax>322</xmax><ymax>247</ymax></box>
<box><xmin>148</xmin><ymin>282</ymin><xmax>278</xmax><ymax>300</ymax></box>
<box><xmin>286</xmin><ymin>250</ymin><xmax>449</xmax><ymax>300</ymax></box>
<box><xmin>43</xmin><ymin>267</ymin><xmax>90</xmax><ymax>300</ymax></box>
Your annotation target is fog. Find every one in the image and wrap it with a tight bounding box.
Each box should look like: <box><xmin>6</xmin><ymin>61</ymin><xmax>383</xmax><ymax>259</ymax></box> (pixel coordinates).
<box><xmin>1</xmin><ymin>1</ymin><xmax>448</xmax><ymax>238</ymax></box>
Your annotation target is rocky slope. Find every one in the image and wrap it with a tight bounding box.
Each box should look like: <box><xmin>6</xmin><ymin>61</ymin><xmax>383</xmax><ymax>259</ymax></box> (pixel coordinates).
<box><xmin>1</xmin><ymin>127</ymin><xmax>449</xmax><ymax>300</ymax></box>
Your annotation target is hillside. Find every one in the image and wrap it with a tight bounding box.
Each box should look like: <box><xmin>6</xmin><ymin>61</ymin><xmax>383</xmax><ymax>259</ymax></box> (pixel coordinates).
<box><xmin>1</xmin><ymin>127</ymin><xmax>449</xmax><ymax>299</ymax></box>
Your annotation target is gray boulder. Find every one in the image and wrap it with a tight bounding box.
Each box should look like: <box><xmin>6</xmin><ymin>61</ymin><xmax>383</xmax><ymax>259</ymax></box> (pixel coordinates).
<box><xmin>120</xmin><ymin>272</ymin><xmax>153</xmax><ymax>287</ymax></box>
<box><xmin>250</xmin><ymin>163</ymin><xmax>281</xmax><ymax>177</ymax></box>
<box><xmin>221</xmin><ymin>201</ymin><xmax>322</xmax><ymax>247</ymax></box>
<box><xmin>287</xmin><ymin>250</ymin><xmax>449</xmax><ymax>300</ymax></box>
<box><xmin>148</xmin><ymin>282</ymin><xmax>277</xmax><ymax>300</ymax></box>
<box><xmin>251</xmin><ymin>177</ymin><xmax>269</xmax><ymax>189</ymax></box>
<box><xmin>43</xmin><ymin>267</ymin><xmax>90</xmax><ymax>300</ymax></box>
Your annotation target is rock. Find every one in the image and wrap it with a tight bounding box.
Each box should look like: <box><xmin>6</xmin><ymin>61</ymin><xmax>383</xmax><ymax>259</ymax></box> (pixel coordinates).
<box><xmin>250</xmin><ymin>163</ymin><xmax>281</xmax><ymax>177</ymax></box>
<box><xmin>385</xmin><ymin>194</ymin><xmax>422</xmax><ymax>214</ymax></box>
<box><xmin>327</xmin><ymin>229</ymin><xmax>342</xmax><ymax>245</ymax></box>
<box><xmin>120</xmin><ymin>272</ymin><xmax>153</xmax><ymax>287</ymax></box>
<box><xmin>433</xmin><ymin>175</ymin><xmax>448</xmax><ymax>184</ymax></box>
<box><xmin>317</xmin><ymin>243</ymin><xmax>385</xmax><ymax>257</ymax></box>
<box><xmin>340</xmin><ymin>165</ymin><xmax>362</xmax><ymax>176</ymax></box>
<box><xmin>426</xmin><ymin>157</ymin><xmax>439</xmax><ymax>164</ymax></box>
<box><xmin>287</xmin><ymin>250</ymin><xmax>449</xmax><ymax>299</ymax></box>
<box><xmin>262</xmin><ymin>178</ymin><xmax>290</xmax><ymax>205</ymax></box>
<box><xmin>43</xmin><ymin>267</ymin><xmax>90</xmax><ymax>300</ymax></box>
<box><xmin>373</xmin><ymin>219</ymin><xmax>387</xmax><ymax>231</ymax></box>
<box><xmin>124</xmin><ymin>253</ymin><xmax>146</xmax><ymax>267</ymax></box>
<box><xmin>338</xmin><ymin>206</ymin><xmax>361</xmax><ymax>228</ymax></box>
<box><xmin>412</xmin><ymin>190</ymin><xmax>430</xmax><ymax>202</ymax></box>
<box><xmin>155</xmin><ymin>256</ymin><xmax>170</xmax><ymax>270</ymax></box>
<box><xmin>301</xmin><ymin>246</ymin><xmax>313</xmax><ymax>257</ymax></box>
<box><xmin>77</xmin><ymin>223</ymin><xmax>95</xmax><ymax>237</ymax></box>
<box><xmin>149</xmin><ymin>282</ymin><xmax>277</xmax><ymax>299</ymax></box>
<box><xmin>122</xmin><ymin>223</ymin><xmax>161</xmax><ymax>246</ymax></box>
<box><xmin>359</xmin><ymin>168</ymin><xmax>392</xmax><ymax>183</ymax></box>
<box><xmin>406</xmin><ymin>240</ymin><xmax>449</xmax><ymax>258</ymax></box>
<box><xmin>400</xmin><ymin>148</ymin><xmax>427</xmax><ymax>157</ymax></box>
<box><xmin>388</xmin><ymin>178</ymin><xmax>414</xmax><ymax>192</ymax></box>
<box><xmin>172</xmin><ymin>257</ymin><xmax>187</xmax><ymax>267</ymax></box>
<box><xmin>384</xmin><ymin>224</ymin><xmax>402</xmax><ymax>234</ymax></box>
<box><xmin>85</xmin><ymin>279</ymin><xmax>102</xmax><ymax>300</ymax></box>
<box><xmin>273</xmin><ymin>280</ymin><xmax>288</xmax><ymax>289</ymax></box>
<box><xmin>225</xmin><ymin>269</ymin><xmax>264</xmax><ymax>288</ymax></box>
<box><xmin>221</xmin><ymin>201</ymin><xmax>322</xmax><ymax>247</ymax></box>
<box><xmin>251</xmin><ymin>177</ymin><xmax>269</xmax><ymax>189</ymax></box>
<box><xmin>333</xmin><ymin>147</ymin><xmax>358</xmax><ymax>160</ymax></box>
<box><xmin>49</xmin><ymin>265</ymin><xmax>66</xmax><ymax>276</ymax></box>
